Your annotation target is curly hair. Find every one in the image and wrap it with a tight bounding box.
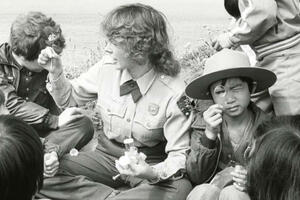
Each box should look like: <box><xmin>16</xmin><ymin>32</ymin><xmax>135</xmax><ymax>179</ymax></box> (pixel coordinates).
<box><xmin>247</xmin><ymin>115</ymin><xmax>300</xmax><ymax>200</ymax></box>
<box><xmin>0</xmin><ymin>115</ymin><xmax>44</xmax><ymax>200</ymax></box>
<box><xmin>102</xmin><ymin>3</ymin><xmax>180</xmax><ymax>77</ymax></box>
<box><xmin>10</xmin><ymin>11</ymin><xmax>65</xmax><ymax>61</ymax></box>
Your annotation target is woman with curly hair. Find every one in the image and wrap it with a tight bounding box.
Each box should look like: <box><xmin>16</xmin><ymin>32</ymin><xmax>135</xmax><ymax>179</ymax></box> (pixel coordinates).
<box><xmin>37</xmin><ymin>3</ymin><xmax>193</xmax><ymax>200</ymax></box>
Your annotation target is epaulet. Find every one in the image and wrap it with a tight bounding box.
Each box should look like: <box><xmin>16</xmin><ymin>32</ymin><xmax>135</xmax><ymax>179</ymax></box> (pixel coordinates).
<box><xmin>177</xmin><ymin>94</ymin><xmax>193</xmax><ymax>118</ymax></box>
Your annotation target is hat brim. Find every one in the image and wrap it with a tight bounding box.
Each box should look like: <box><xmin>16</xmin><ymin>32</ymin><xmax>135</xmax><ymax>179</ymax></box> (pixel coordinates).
<box><xmin>185</xmin><ymin>67</ymin><xmax>277</xmax><ymax>99</ymax></box>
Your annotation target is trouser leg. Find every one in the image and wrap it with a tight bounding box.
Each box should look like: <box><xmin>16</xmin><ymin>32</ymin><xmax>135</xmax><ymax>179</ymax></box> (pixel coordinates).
<box><xmin>38</xmin><ymin>149</ymin><xmax>120</xmax><ymax>200</ymax></box>
<box><xmin>44</xmin><ymin>116</ymin><xmax>94</xmax><ymax>158</ymax></box>
<box><xmin>187</xmin><ymin>184</ymin><xmax>221</xmax><ymax>200</ymax></box>
<box><xmin>109</xmin><ymin>178</ymin><xmax>192</xmax><ymax>200</ymax></box>
<box><xmin>219</xmin><ymin>185</ymin><xmax>250</xmax><ymax>200</ymax></box>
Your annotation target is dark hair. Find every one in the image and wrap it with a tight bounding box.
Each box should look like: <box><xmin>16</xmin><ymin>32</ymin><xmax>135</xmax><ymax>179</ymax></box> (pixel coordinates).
<box><xmin>0</xmin><ymin>115</ymin><xmax>44</xmax><ymax>200</ymax></box>
<box><xmin>224</xmin><ymin>0</ymin><xmax>241</xmax><ymax>19</ymax></box>
<box><xmin>0</xmin><ymin>90</ymin><xmax>4</xmax><ymax>105</ymax></box>
<box><xmin>209</xmin><ymin>76</ymin><xmax>254</xmax><ymax>97</ymax></box>
<box><xmin>247</xmin><ymin>116</ymin><xmax>300</xmax><ymax>200</ymax></box>
<box><xmin>10</xmin><ymin>11</ymin><xmax>65</xmax><ymax>61</ymax></box>
<box><xmin>102</xmin><ymin>3</ymin><xmax>180</xmax><ymax>76</ymax></box>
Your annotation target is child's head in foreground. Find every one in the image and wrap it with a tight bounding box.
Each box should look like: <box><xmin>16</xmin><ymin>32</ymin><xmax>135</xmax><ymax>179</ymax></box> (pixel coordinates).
<box><xmin>0</xmin><ymin>115</ymin><xmax>44</xmax><ymax>200</ymax></box>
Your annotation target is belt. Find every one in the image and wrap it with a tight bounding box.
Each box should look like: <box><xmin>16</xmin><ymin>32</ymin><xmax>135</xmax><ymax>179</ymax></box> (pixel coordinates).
<box><xmin>96</xmin><ymin>131</ymin><xmax>167</xmax><ymax>164</ymax></box>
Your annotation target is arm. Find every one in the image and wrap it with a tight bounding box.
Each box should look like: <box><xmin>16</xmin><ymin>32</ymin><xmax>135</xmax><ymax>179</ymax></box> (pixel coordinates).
<box><xmin>0</xmin><ymin>69</ymin><xmax>58</xmax><ymax>129</ymax></box>
<box><xmin>38</xmin><ymin>47</ymin><xmax>102</xmax><ymax>108</ymax></box>
<box><xmin>217</xmin><ymin>0</ymin><xmax>277</xmax><ymax>48</ymax></box>
<box><xmin>187</xmin><ymin>104</ymin><xmax>223</xmax><ymax>185</ymax></box>
<box><xmin>150</xmin><ymin>93</ymin><xmax>193</xmax><ymax>181</ymax></box>
<box><xmin>186</xmin><ymin>128</ymin><xmax>220</xmax><ymax>185</ymax></box>
<box><xmin>47</xmin><ymin>62</ymin><xmax>100</xmax><ymax>108</ymax></box>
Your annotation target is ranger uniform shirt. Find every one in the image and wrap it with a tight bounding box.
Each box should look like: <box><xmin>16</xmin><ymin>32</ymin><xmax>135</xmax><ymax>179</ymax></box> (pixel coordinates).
<box><xmin>47</xmin><ymin>55</ymin><xmax>193</xmax><ymax>180</ymax></box>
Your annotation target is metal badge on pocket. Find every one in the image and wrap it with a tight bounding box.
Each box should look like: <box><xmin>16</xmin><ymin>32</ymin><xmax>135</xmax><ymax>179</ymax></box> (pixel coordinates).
<box><xmin>148</xmin><ymin>103</ymin><xmax>159</xmax><ymax>116</ymax></box>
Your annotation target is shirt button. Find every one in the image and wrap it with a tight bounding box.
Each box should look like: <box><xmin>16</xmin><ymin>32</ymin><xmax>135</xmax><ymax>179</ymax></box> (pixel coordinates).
<box><xmin>160</xmin><ymin>75</ymin><xmax>165</xmax><ymax>79</ymax></box>
<box><xmin>25</xmin><ymin>77</ymin><xmax>29</xmax><ymax>81</ymax></box>
<box><xmin>126</xmin><ymin>118</ymin><xmax>131</xmax><ymax>123</ymax></box>
<box><xmin>28</xmin><ymin>72</ymin><xmax>32</xmax><ymax>76</ymax></box>
<box><xmin>26</xmin><ymin>88</ymin><xmax>30</xmax><ymax>91</ymax></box>
<box><xmin>25</xmin><ymin>97</ymin><xmax>29</xmax><ymax>101</ymax></box>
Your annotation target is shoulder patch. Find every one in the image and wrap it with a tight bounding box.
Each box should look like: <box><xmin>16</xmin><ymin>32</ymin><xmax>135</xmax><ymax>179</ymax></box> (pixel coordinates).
<box><xmin>177</xmin><ymin>95</ymin><xmax>193</xmax><ymax>118</ymax></box>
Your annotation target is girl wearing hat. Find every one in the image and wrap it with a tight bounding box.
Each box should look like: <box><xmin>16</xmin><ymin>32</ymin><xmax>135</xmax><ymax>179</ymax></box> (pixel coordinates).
<box><xmin>185</xmin><ymin>49</ymin><xmax>276</xmax><ymax>200</ymax></box>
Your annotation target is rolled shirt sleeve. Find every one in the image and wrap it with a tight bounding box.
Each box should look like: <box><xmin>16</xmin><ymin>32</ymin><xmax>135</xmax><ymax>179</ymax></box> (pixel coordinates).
<box><xmin>47</xmin><ymin>61</ymin><xmax>101</xmax><ymax>108</ymax></box>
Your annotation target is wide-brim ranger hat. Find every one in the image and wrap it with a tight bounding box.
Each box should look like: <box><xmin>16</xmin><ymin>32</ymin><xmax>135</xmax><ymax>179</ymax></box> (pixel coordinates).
<box><xmin>185</xmin><ymin>49</ymin><xmax>277</xmax><ymax>99</ymax></box>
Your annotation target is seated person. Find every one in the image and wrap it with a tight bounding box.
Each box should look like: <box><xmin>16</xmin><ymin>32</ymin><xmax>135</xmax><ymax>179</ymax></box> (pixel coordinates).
<box><xmin>36</xmin><ymin>3</ymin><xmax>193</xmax><ymax>200</ymax></box>
<box><xmin>0</xmin><ymin>115</ymin><xmax>44</xmax><ymax>200</ymax></box>
<box><xmin>185</xmin><ymin>49</ymin><xmax>276</xmax><ymax>200</ymax></box>
<box><xmin>247</xmin><ymin>115</ymin><xmax>300</xmax><ymax>200</ymax></box>
<box><xmin>0</xmin><ymin>12</ymin><xmax>94</xmax><ymax>177</ymax></box>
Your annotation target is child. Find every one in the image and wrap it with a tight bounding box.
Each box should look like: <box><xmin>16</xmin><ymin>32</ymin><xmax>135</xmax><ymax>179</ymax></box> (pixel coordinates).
<box><xmin>213</xmin><ymin>0</ymin><xmax>300</xmax><ymax>115</ymax></box>
<box><xmin>247</xmin><ymin>115</ymin><xmax>300</xmax><ymax>200</ymax></box>
<box><xmin>0</xmin><ymin>11</ymin><xmax>94</xmax><ymax>179</ymax></box>
<box><xmin>185</xmin><ymin>49</ymin><xmax>276</xmax><ymax>200</ymax></box>
<box><xmin>0</xmin><ymin>115</ymin><xmax>44</xmax><ymax>200</ymax></box>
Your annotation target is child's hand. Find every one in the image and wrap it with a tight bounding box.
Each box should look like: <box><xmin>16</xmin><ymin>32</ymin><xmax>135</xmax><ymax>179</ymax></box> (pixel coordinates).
<box><xmin>231</xmin><ymin>165</ymin><xmax>247</xmax><ymax>192</ymax></box>
<box><xmin>44</xmin><ymin>151</ymin><xmax>59</xmax><ymax>177</ymax></box>
<box><xmin>203</xmin><ymin>104</ymin><xmax>223</xmax><ymax>140</ymax></box>
<box><xmin>38</xmin><ymin>47</ymin><xmax>63</xmax><ymax>75</ymax></box>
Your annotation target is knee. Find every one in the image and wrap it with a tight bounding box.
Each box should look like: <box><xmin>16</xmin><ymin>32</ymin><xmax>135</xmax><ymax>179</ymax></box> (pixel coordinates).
<box><xmin>173</xmin><ymin>178</ymin><xmax>193</xmax><ymax>200</ymax></box>
<box><xmin>219</xmin><ymin>185</ymin><xmax>250</xmax><ymax>200</ymax></box>
<box><xmin>187</xmin><ymin>184</ymin><xmax>220</xmax><ymax>200</ymax></box>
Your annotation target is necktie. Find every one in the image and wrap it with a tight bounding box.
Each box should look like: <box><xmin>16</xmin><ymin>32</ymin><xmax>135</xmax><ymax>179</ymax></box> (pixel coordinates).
<box><xmin>120</xmin><ymin>80</ymin><xmax>142</xmax><ymax>103</ymax></box>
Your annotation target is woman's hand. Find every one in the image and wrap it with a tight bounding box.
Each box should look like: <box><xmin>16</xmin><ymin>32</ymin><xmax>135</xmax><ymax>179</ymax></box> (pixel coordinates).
<box><xmin>115</xmin><ymin>154</ymin><xmax>158</xmax><ymax>180</ymax></box>
<box><xmin>231</xmin><ymin>165</ymin><xmax>247</xmax><ymax>192</ymax></box>
<box><xmin>203</xmin><ymin>104</ymin><xmax>223</xmax><ymax>140</ymax></box>
<box><xmin>38</xmin><ymin>47</ymin><xmax>63</xmax><ymax>77</ymax></box>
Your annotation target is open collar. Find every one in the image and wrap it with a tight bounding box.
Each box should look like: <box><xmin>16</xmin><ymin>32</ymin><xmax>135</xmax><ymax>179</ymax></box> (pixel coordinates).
<box><xmin>120</xmin><ymin>68</ymin><xmax>157</xmax><ymax>96</ymax></box>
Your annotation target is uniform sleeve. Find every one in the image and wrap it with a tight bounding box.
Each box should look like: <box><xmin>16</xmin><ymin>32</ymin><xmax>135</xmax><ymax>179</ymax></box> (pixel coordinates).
<box><xmin>222</xmin><ymin>0</ymin><xmax>277</xmax><ymax>46</ymax></box>
<box><xmin>0</xmin><ymin>70</ymin><xmax>58</xmax><ymax>129</ymax></box>
<box><xmin>186</xmin><ymin>127</ymin><xmax>220</xmax><ymax>185</ymax></box>
<box><xmin>151</xmin><ymin>93</ymin><xmax>193</xmax><ymax>181</ymax></box>
<box><xmin>47</xmin><ymin>61</ymin><xmax>102</xmax><ymax>108</ymax></box>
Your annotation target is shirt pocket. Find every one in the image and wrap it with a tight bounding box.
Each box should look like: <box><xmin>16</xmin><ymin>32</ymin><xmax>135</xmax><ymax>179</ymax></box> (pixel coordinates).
<box><xmin>134</xmin><ymin>112</ymin><xmax>166</xmax><ymax>143</ymax></box>
<box><xmin>97</xmin><ymin>98</ymin><xmax>127</xmax><ymax>136</ymax></box>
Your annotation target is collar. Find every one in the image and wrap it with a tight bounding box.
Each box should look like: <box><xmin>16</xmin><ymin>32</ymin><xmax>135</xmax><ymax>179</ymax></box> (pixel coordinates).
<box><xmin>10</xmin><ymin>50</ymin><xmax>24</xmax><ymax>70</ymax></box>
<box><xmin>120</xmin><ymin>68</ymin><xmax>157</xmax><ymax>95</ymax></box>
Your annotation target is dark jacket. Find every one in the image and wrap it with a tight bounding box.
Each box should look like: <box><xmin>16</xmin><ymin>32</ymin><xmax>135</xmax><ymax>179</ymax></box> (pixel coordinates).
<box><xmin>0</xmin><ymin>43</ymin><xmax>60</xmax><ymax>132</ymax></box>
<box><xmin>186</xmin><ymin>101</ymin><xmax>268</xmax><ymax>185</ymax></box>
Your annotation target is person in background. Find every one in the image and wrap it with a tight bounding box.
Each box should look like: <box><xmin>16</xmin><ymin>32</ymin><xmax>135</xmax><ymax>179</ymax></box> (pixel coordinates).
<box><xmin>0</xmin><ymin>12</ymin><xmax>94</xmax><ymax>178</ymax></box>
<box><xmin>213</xmin><ymin>0</ymin><xmax>300</xmax><ymax>115</ymax></box>
<box><xmin>36</xmin><ymin>3</ymin><xmax>193</xmax><ymax>200</ymax></box>
<box><xmin>185</xmin><ymin>49</ymin><xmax>276</xmax><ymax>200</ymax></box>
<box><xmin>246</xmin><ymin>115</ymin><xmax>300</xmax><ymax>200</ymax></box>
<box><xmin>0</xmin><ymin>115</ymin><xmax>44</xmax><ymax>200</ymax></box>
<box><xmin>223</xmin><ymin>0</ymin><xmax>257</xmax><ymax>66</ymax></box>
